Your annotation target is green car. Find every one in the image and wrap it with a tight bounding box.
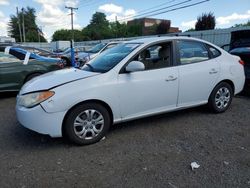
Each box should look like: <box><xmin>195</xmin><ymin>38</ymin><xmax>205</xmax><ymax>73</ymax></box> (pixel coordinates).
<box><xmin>0</xmin><ymin>50</ymin><xmax>63</xmax><ymax>92</ymax></box>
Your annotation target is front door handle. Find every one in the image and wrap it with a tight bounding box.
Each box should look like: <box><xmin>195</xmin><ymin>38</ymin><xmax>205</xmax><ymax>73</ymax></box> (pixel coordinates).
<box><xmin>165</xmin><ymin>75</ymin><xmax>177</xmax><ymax>82</ymax></box>
<box><xmin>209</xmin><ymin>68</ymin><xmax>218</xmax><ymax>74</ymax></box>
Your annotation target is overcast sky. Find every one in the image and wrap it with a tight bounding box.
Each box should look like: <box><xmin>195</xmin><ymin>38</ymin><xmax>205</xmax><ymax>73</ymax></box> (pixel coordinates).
<box><xmin>0</xmin><ymin>0</ymin><xmax>250</xmax><ymax>41</ymax></box>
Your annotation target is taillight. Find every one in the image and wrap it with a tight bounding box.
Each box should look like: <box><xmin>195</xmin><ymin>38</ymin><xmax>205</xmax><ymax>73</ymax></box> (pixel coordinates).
<box><xmin>239</xmin><ymin>60</ymin><xmax>245</xmax><ymax>66</ymax></box>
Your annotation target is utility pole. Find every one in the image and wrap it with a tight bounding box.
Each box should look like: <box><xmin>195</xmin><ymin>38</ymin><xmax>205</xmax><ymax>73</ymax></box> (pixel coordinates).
<box><xmin>21</xmin><ymin>8</ymin><xmax>26</xmax><ymax>43</ymax></box>
<box><xmin>65</xmin><ymin>6</ymin><xmax>78</xmax><ymax>67</ymax></box>
<box><xmin>16</xmin><ymin>7</ymin><xmax>22</xmax><ymax>43</ymax></box>
<box><xmin>115</xmin><ymin>16</ymin><xmax>118</xmax><ymax>38</ymax></box>
<box><xmin>37</xmin><ymin>26</ymin><xmax>43</xmax><ymax>43</ymax></box>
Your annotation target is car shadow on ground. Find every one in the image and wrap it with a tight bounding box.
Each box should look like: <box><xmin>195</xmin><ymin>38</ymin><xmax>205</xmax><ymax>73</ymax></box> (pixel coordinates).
<box><xmin>8</xmin><ymin>94</ymin><xmax>250</xmax><ymax>149</ymax></box>
<box><xmin>10</xmin><ymin>106</ymin><xmax>207</xmax><ymax>149</ymax></box>
<box><xmin>0</xmin><ymin>91</ymin><xmax>18</xmax><ymax>99</ymax></box>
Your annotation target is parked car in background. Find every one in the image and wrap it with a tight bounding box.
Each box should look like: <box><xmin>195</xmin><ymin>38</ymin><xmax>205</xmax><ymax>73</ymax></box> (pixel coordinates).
<box><xmin>4</xmin><ymin>46</ymin><xmax>63</xmax><ymax>64</ymax></box>
<box><xmin>0</xmin><ymin>46</ymin><xmax>64</xmax><ymax>92</ymax></box>
<box><xmin>16</xmin><ymin>37</ymin><xmax>245</xmax><ymax>145</ymax></box>
<box><xmin>226</xmin><ymin>30</ymin><xmax>250</xmax><ymax>93</ymax></box>
<box><xmin>15</xmin><ymin>46</ymin><xmax>59</xmax><ymax>58</ymax></box>
<box><xmin>61</xmin><ymin>42</ymin><xmax>120</xmax><ymax>66</ymax></box>
<box><xmin>60</xmin><ymin>46</ymin><xmax>88</xmax><ymax>66</ymax></box>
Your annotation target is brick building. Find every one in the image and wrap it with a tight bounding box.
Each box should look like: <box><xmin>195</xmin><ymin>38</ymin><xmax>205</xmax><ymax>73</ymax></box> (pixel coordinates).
<box><xmin>127</xmin><ymin>18</ymin><xmax>181</xmax><ymax>35</ymax></box>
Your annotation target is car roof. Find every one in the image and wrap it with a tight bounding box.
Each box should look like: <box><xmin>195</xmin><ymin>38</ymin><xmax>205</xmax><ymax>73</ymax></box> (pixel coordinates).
<box><xmin>125</xmin><ymin>36</ymin><xmax>205</xmax><ymax>44</ymax></box>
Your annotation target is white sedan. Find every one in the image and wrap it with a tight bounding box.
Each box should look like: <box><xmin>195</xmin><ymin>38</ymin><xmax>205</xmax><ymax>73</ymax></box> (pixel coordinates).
<box><xmin>16</xmin><ymin>37</ymin><xmax>245</xmax><ymax>145</ymax></box>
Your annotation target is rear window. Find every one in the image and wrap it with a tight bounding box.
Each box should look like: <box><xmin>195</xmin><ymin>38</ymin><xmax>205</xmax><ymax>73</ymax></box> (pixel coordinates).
<box><xmin>208</xmin><ymin>45</ymin><xmax>221</xmax><ymax>58</ymax></box>
<box><xmin>177</xmin><ymin>40</ymin><xmax>209</xmax><ymax>65</ymax></box>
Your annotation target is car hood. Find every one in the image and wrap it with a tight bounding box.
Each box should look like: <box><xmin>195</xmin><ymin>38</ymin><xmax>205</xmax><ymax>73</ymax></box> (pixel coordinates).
<box><xmin>78</xmin><ymin>52</ymin><xmax>95</xmax><ymax>58</ymax></box>
<box><xmin>19</xmin><ymin>68</ymin><xmax>100</xmax><ymax>95</ymax></box>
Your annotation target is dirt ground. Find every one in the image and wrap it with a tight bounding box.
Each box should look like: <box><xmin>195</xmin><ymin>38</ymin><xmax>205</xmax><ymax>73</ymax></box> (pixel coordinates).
<box><xmin>0</xmin><ymin>93</ymin><xmax>249</xmax><ymax>188</ymax></box>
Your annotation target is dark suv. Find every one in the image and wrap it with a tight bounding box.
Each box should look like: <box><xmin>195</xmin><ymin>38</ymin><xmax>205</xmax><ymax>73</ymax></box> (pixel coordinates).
<box><xmin>228</xmin><ymin>30</ymin><xmax>250</xmax><ymax>93</ymax></box>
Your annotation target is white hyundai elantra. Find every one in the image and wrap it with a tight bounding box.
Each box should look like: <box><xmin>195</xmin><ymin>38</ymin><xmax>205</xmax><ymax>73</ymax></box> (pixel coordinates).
<box><xmin>16</xmin><ymin>37</ymin><xmax>245</xmax><ymax>145</ymax></box>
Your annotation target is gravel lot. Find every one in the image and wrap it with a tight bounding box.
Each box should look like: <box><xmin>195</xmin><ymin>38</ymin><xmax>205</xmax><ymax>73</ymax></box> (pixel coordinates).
<box><xmin>0</xmin><ymin>92</ymin><xmax>249</xmax><ymax>188</ymax></box>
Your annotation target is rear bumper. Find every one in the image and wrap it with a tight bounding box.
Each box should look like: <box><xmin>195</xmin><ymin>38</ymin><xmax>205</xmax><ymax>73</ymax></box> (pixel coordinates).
<box><xmin>16</xmin><ymin>104</ymin><xmax>66</xmax><ymax>137</ymax></box>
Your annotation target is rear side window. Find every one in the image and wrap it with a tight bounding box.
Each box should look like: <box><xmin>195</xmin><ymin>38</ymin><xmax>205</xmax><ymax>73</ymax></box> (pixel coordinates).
<box><xmin>207</xmin><ymin>45</ymin><xmax>221</xmax><ymax>58</ymax></box>
<box><xmin>0</xmin><ymin>52</ymin><xmax>20</xmax><ymax>63</ymax></box>
<box><xmin>177</xmin><ymin>40</ymin><xmax>209</xmax><ymax>65</ymax></box>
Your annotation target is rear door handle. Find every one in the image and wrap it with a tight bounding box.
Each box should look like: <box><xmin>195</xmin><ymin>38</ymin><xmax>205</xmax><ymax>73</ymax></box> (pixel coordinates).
<box><xmin>165</xmin><ymin>75</ymin><xmax>177</xmax><ymax>81</ymax></box>
<box><xmin>209</xmin><ymin>68</ymin><xmax>218</xmax><ymax>74</ymax></box>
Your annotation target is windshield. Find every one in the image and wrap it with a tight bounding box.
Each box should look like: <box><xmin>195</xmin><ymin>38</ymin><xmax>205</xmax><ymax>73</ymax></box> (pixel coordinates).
<box><xmin>87</xmin><ymin>43</ymin><xmax>107</xmax><ymax>53</ymax></box>
<box><xmin>82</xmin><ymin>43</ymin><xmax>141</xmax><ymax>73</ymax></box>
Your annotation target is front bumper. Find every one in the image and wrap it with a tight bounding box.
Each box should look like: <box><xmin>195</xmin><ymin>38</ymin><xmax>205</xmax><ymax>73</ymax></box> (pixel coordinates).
<box><xmin>16</xmin><ymin>104</ymin><xmax>66</xmax><ymax>137</ymax></box>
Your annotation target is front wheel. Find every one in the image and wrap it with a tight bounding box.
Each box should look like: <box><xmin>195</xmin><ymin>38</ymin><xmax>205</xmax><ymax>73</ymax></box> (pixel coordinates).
<box><xmin>208</xmin><ymin>82</ymin><xmax>233</xmax><ymax>113</ymax></box>
<box><xmin>64</xmin><ymin>103</ymin><xmax>111</xmax><ymax>145</ymax></box>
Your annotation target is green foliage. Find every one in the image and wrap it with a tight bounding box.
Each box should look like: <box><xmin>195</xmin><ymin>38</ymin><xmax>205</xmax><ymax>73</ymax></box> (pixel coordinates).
<box><xmin>8</xmin><ymin>7</ymin><xmax>47</xmax><ymax>42</ymax></box>
<box><xmin>232</xmin><ymin>20</ymin><xmax>250</xmax><ymax>28</ymax></box>
<box><xmin>126</xmin><ymin>24</ymin><xmax>142</xmax><ymax>37</ymax></box>
<box><xmin>52</xmin><ymin>29</ymin><xmax>85</xmax><ymax>41</ymax></box>
<box><xmin>53</xmin><ymin>12</ymin><xmax>145</xmax><ymax>41</ymax></box>
<box><xmin>185</xmin><ymin>28</ymin><xmax>196</xmax><ymax>32</ymax></box>
<box><xmin>82</xmin><ymin>12</ymin><xmax>112</xmax><ymax>40</ymax></box>
<box><xmin>52</xmin><ymin>12</ymin><xmax>175</xmax><ymax>41</ymax></box>
<box><xmin>195</xmin><ymin>12</ymin><xmax>216</xmax><ymax>31</ymax></box>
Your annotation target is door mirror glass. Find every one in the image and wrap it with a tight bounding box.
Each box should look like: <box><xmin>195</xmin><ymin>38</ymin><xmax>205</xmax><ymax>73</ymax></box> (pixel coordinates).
<box><xmin>125</xmin><ymin>61</ymin><xmax>145</xmax><ymax>73</ymax></box>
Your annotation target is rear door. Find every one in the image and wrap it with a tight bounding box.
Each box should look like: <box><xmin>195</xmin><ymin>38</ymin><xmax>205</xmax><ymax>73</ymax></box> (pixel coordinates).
<box><xmin>176</xmin><ymin>40</ymin><xmax>220</xmax><ymax>107</ymax></box>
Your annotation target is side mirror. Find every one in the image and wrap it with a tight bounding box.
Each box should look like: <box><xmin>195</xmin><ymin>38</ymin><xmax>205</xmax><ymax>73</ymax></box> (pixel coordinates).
<box><xmin>125</xmin><ymin>61</ymin><xmax>145</xmax><ymax>73</ymax></box>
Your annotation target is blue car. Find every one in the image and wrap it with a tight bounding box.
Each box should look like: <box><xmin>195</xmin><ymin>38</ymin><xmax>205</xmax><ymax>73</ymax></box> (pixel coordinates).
<box><xmin>9</xmin><ymin>47</ymin><xmax>61</xmax><ymax>63</ymax></box>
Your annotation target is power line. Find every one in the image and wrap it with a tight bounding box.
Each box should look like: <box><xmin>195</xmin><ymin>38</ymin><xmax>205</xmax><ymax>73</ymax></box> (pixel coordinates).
<box><xmin>136</xmin><ymin>0</ymin><xmax>177</xmax><ymax>14</ymax></box>
<box><xmin>141</xmin><ymin>0</ymin><xmax>210</xmax><ymax>18</ymax></box>
<box><xmin>116</xmin><ymin>0</ymin><xmax>192</xmax><ymax>22</ymax></box>
<box><xmin>117</xmin><ymin>0</ymin><xmax>209</xmax><ymax>22</ymax></box>
<box><xmin>78</xmin><ymin>0</ymin><xmax>96</xmax><ymax>6</ymax></box>
<box><xmin>78</xmin><ymin>0</ymin><xmax>106</xmax><ymax>8</ymax></box>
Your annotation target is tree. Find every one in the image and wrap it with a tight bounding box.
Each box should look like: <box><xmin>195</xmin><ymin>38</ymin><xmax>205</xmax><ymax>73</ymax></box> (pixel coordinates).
<box><xmin>195</xmin><ymin>12</ymin><xmax>216</xmax><ymax>31</ymax></box>
<box><xmin>82</xmin><ymin>12</ymin><xmax>112</xmax><ymax>40</ymax></box>
<box><xmin>109</xmin><ymin>21</ymin><xmax>128</xmax><ymax>38</ymax></box>
<box><xmin>232</xmin><ymin>20</ymin><xmax>250</xmax><ymax>28</ymax></box>
<box><xmin>185</xmin><ymin>28</ymin><xmax>195</xmax><ymax>32</ymax></box>
<box><xmin>8</xmin><ymin>7</ymin><xmax>47</xmax><ymax>42</ymax></box>
<box><xmin>126</xmin><ymin>23</ymin><xmax>142</xmax><ymax>37</ymax></box>
<box><xmin>156</xmin><ymin>21</ymin><xmax>171</xmax><ymax>34</ymax></box>
<box><xmin>52</xmin><ymin>29</ymin><xmax>84</xmax><ymax>41</ymax></box>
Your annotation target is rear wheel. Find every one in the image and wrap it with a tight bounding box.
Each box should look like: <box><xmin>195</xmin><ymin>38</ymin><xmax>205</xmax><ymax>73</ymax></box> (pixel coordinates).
<box><xmin>64</xmin><ymin>103</ymin><xmax>111</xmax><ymax>145</ymax></box>
<box><xmin>208</xmin><ymin>82</ymin><xmax>233</xmax><ymax>113</ymax></box>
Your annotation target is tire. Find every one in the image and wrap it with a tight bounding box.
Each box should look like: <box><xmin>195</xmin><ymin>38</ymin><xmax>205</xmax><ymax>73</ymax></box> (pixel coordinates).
<box><xmin>208</xmin><ymin>82</ymin><xmax>233</xmax><ymax>113</ymax></box>
<box><xmin>25</xmin><ymin>73</ymin><xmax>42</xmax><ymax>83</ymax></box>
<box><xmin>64</xmin><ymin>103</ymin><xmax>111</xmax><ymax>145</ymax></box>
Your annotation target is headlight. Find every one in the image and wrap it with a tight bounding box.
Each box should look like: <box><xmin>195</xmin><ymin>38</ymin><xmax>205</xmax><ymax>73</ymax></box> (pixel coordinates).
<box><xmin>18</xmin><ymin>91</ymin><xmax>55</xmax><ymax>108</ymax></box>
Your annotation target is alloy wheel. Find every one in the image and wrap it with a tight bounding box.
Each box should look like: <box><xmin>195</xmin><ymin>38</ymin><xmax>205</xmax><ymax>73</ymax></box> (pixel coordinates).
<box><xmin>73</xmin><ymin>109</ymin><xmax>104</xmax><ymax>140</ymax></box>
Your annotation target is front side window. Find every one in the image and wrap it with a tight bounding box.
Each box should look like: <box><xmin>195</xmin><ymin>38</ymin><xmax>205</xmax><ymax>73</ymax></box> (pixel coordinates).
<box><xmin>177</xmin><ymin>40</ymin><xmax>209</xmax><ymax>65</ymax></box>
<box><xmin>82</xmin><ymin>43</ymin><xmax>141</xmax><ymax>73</ymax></box>
<box><xmin>131</xmin><ymin>42</ymin><xmax>172</xmax><ymax>71</ymax></box>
